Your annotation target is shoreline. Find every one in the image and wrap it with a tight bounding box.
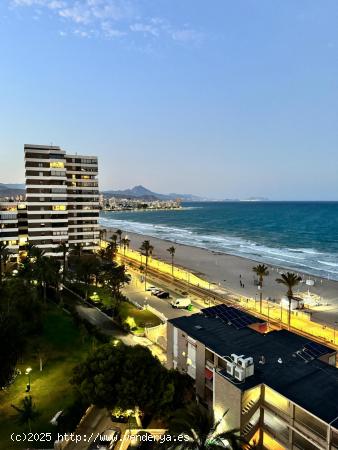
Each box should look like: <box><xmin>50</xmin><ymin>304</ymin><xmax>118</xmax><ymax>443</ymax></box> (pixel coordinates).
<box><xmin>103</xmin><ymin>227</ymin><xmax>338</xmax><ymax>326</ymax></box>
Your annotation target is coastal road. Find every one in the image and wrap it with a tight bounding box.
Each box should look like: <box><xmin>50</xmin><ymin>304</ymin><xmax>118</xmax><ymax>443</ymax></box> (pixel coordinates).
<box><xmin>123</xmin><ymin>267</ymin><xmax>206</xmax><ymax>320</ymax></box>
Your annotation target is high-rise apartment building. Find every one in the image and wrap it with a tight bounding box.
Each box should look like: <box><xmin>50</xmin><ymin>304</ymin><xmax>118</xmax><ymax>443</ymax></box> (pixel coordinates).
<box><xmin>65</xmin><ymin>154</ymin><xmax>100</xmax><ymax>249</ymax></box>
<box><xmin>24</xmin><ymin>144</ymin><xmax>99</xmax><ymax>256</ymax></box>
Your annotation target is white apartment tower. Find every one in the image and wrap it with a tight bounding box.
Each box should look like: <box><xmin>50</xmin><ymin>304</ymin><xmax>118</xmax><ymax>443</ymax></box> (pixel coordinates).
<box><xmin>24</xmin><ymin>144</ymin><xmax>99</xmax><ymax>256</ymax></box>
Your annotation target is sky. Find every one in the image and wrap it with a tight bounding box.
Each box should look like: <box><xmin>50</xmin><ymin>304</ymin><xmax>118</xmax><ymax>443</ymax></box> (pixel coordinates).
<box><xmin>0</xmin><ymin>0</ymin><xmax>338</xmax><ymax>200</ymax></box>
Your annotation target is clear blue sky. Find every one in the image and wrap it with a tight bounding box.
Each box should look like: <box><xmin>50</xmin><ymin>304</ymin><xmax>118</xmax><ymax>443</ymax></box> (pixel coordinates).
<box><xmin>0</xmin><ymin>0</ymin><xmax>338</xmax><ymax>200</ymax></box>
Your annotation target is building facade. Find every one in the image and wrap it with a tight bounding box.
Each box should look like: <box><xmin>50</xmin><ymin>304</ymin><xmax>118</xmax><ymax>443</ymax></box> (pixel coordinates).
<box><xmin>0</xmin><ymin>201</ymin><xmax>20</xmax><ymax>252</ymax></box>
<box><xmin>66</xmin><ymin>154</ymin><xmax>100</xmax><ymax>250</ymax></box>
<box><xmin>168</xmin><ymin>305</ymin><xmax>338</xmax><ymax>450</ymax></box>
<box><xmin>24</xmin><ymin>144</ymin><xmax>99</xmax><ymax>256</ymax></box>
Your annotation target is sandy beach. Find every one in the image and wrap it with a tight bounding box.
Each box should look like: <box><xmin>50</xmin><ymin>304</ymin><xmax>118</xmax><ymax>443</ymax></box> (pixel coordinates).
<box><xmin>105</xmin><ymin>228</ymin><xmax>338</xmax><ymax>326</ymax></box>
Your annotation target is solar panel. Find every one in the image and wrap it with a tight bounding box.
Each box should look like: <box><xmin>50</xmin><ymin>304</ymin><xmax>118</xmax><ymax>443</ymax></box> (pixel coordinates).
<box><xmin>201</xmin><ymin>304</ymin><xmax>263</xmax><ymax>329</ymax></box>
<box><xmin>303</xmin><ymin>342</ymin><xmax>329</xmax><ymax>359</ymax></box>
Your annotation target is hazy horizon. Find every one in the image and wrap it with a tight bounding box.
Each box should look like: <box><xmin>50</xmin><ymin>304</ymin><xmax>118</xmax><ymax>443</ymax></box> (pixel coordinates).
<box><xmin>1</xmin><ymin>1</ymin><xmax>338</xmax><ymax>200</ymax></box>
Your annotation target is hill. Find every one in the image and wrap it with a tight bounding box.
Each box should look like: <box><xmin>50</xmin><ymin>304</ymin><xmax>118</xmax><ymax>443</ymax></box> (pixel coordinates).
<box><xmin>102</xmin><ymin>185</ymin><xmax>207</xmax><ymax>201</ymax></box>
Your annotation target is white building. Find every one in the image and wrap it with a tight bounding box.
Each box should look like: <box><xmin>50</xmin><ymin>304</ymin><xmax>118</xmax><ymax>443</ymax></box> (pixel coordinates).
<box><xmin>24</xmin><ymin>144</ymin><xmax>99</xmax><ymax>256</ymax></box>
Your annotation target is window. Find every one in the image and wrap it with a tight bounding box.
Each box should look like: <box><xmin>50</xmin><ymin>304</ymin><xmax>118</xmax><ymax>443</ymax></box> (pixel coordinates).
<box><xmin>50</xmin><ymin>161</ymin><xmax>65</xmax><ymax>169</ymax></box>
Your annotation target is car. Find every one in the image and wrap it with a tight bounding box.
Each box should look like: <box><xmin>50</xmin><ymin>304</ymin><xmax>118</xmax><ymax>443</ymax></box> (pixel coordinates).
<box><xmin>151</xmin><ymin>289</ymin><xmax>162</xmax><ymax>296</ymax></box>
<box><xmin>110</xmin><ymin>412</ymin><xmax>128</xmax><ymax>423</ymax></box>
<box><xmin>146</xmin><ymin>286</ymin><xmax>156</xmax><ymax>291</ymax></box>
<box><xmin>90</xmin><ymin>427</ymin><xmax>121</xmax><ymax>450</ymax></box>
<box><xmin>156</xmin><ymin>291</ymin><xmax>170</xmax><ymax>299</ymax></box>
<box><xmin>171</xmin><ymin>298</ymin><xmax>192</xmax><ymax>309</ymax></box>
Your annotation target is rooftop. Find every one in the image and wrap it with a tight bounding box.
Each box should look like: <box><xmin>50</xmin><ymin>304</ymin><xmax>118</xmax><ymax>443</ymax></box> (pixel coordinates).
<box><xmin>169</xmin><ymin>305</ymin><xmax>338</xmax><ymax>427</ymax></box>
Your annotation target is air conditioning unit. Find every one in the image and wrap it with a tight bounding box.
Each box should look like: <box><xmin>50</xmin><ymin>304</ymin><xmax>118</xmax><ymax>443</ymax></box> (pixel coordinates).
<box><xmin>226</xmin><ymin>361</ymin><xmax>235</xmax><ymax>376</ymax></box>
<box><xmin>238</xmin><ymin>356</ymin><xmax>253</xmax><ymax>368</ymax></box>
<box><xmin>231</xmin><ymin>353</ymin><xmax>244</xmax><ymax>364</ymax></box>
<box><xmin>238</xmin><ymin>356</ymin><xmax>254</xmax><ymax>377</ymax></box>
<box><xmin>234</xmin><ymin>366</ymin><xmax>245</xmax><ymax>382</ymax></box>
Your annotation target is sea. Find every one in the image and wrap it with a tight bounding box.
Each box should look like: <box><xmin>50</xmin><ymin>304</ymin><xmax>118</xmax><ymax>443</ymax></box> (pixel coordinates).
<box><xmin>99</xmin><ymin>202</ymin><xmax>338</xmax><ymax>281</ymax></box>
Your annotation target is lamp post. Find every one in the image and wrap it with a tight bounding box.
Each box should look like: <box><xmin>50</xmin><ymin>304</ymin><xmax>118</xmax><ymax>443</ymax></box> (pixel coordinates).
<box><xmin>25</xmin><ymin>367</ymin><xmax>32</xmax><ymax>392</ymax></box>
<box><xmin>334</xmin><ymin>322</ymin><xmax>338</xmax><ymax>344</ymax></box>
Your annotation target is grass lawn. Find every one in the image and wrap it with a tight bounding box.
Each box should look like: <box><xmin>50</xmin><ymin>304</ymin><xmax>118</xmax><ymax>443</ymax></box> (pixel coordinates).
<box><xmin>0</xmin><ymin>306</ymin><xmax>92</xmax><ymax>450</ymax></box>
<box><xmin>86</xmin><ymin>285</ymin><xmax>162</xmax><ymax>332</ymax></box>
<box><xmin>118</xmin><ymin>302</ymin><xmax>162</xmax><ymax>333</ymax></box>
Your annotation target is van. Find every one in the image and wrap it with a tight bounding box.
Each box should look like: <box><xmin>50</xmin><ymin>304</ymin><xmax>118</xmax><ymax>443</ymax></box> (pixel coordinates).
<box><xmin>171</xmin><ymin>298</ymin><xmax>192</xmax><ymax>309</ymax></box>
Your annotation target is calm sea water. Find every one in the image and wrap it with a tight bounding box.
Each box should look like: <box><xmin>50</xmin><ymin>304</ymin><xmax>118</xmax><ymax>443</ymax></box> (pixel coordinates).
<box><xmin>99</xmin><ymin>202</ymin><xmax>338</xmax><ymax>280</ymax></box>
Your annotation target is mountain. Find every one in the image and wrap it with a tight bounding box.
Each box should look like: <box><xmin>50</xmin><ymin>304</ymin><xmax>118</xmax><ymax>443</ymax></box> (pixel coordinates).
<box><xmin>0</xmin><ymin>183</ymin><xmax>25</xmax><ymax>197</ymax></box>
<box><xmin>102</xmin><ymin>185</ymin><xmax>207</xmax><ymax>201</ymax></box>
<box><xmin>3</xmin><ymin>183</ymin><xmax>25</xmax><ymax>190</ymax></box>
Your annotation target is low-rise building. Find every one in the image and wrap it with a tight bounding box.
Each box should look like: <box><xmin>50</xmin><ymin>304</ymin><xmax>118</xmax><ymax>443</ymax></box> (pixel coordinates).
<box><xmin>168</xmin><ymin>304</ymin><xmax>338</xmax><ymax>449</ymax></box>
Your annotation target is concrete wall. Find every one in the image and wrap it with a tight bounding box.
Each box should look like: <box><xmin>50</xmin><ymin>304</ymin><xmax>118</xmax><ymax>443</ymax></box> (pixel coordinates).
<box><xmin>195</xmin><ymin>340</ymin><xmax>206</xmax><ymax>399</ymax></box>
<box><xmin>145</xmin><ymin>323</ymin><xmax>167</xmax><ymax>350</ymax></box>
<box><xmin>167</xmin><ymin>322</ymin><xmax>174</xmax><ymax>368</ymax></box>
<box><xmin>214</xmin><ymin>370</ymin><xmax>242</xmax><ymax>432</ymax></box>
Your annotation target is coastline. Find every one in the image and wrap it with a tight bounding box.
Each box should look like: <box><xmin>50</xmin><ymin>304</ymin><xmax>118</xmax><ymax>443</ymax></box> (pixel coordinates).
<box><xmin>104</xmin><ymin>227</ymin><xmax>338</xmax><ymax>325</ymax></box>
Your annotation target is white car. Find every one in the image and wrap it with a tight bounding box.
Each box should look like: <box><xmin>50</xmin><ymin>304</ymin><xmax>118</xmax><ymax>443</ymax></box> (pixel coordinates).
<box><xmin>91</xmin><ymin>428</ymin><xmax>121</xmax><ymax>450</ymax></box>
<box><xmin>171</xmin><ymin>298</ymin><xmax>192</xmax><ymax>309</ymax></box>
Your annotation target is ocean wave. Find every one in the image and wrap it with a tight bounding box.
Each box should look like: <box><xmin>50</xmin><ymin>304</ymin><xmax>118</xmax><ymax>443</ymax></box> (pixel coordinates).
<box><xmin>99</xmin><ymin>215</ymin><xmax>338</xmax><ymax>280</ymax></box>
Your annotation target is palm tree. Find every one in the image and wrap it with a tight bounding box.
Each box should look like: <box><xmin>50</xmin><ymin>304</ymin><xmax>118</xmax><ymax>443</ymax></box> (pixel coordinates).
<box><xmin>97</xmin><ymin>248</ymin><xmax>107</xmax><ymax>260</ymax></box>
<box><xmin>107</xmin><ymin>236</ymin><xmax>118</xmax><ymax>261</ymax></box>
<box><xmin>121</xmin><ymin>238</ymin><xmax>130</xmax><ymax>256</ymax></box>
<box><xmin>167</xmin><ymin>246</ymin><xmax>176</xmax><ymax>277</ymax></box>
<box><xmin>165</xmin><ymin>402</ymin><xmax>249</xmax><ymax>449</ymax></box>
<box><xmin>99</xmin><ymin>228</ymin><xmax>107</xmax><ymax>247</ymax></box>
<box><xmin>276</xmin><ymin>272</ymin><xmax>302</xmax><ymax>329</ymax></box>
<box><xmin>139</xmin><ymin>240</ymin><xmax>153</xmax><ymax>290</ymax></box>
<box><xmin>252</xmin><ymin>264</ymin><xmax>269</xmax><ymax>314</ymax></box>
<box><xmin>116</xmin><ymin>229</ymin><xmax>123</xmax><ymax>247</ymax></box>
<box><xmin>0</xmin><ymin>242</ymin><xmax>9</xmax><ymax>283</ymax></box>
<box><xmin>11</xmin><ymin>396</ymin><xmax>40</xmax><ymax>432</ymax></box>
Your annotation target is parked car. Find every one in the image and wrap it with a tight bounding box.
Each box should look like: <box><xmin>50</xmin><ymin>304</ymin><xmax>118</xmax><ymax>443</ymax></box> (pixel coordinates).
<box><xmin>171</xmin><ymin>298</ymin><xmax>192</xmax><ymax>309</ymax></box>
<box><xmin>151</xmin><ymin>289</ymin><xmax>162</xmax><ymax>296</ymax></box>
<box><xmin>146</xmin><ymin>286</ymin><xmax>156</xmax><ymax>292</ymax></box>
<box><xmin>156</xmin><ymin>291</ymin><xmax>170</xmax><ymax>299</ymax></box>
<box><xmin>90</xmin><ymin>427</ymin><xmax>121</xmax><ymax>449</ymax></box>
<box><xmin>110</xmin><ymin>412</ymin><xmax>128</xmax><ymax>423</ymax></box>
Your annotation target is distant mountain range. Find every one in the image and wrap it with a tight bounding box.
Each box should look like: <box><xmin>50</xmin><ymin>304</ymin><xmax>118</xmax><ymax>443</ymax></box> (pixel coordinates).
<box><xmin>0</xmin><ymin>183</ymin><xmax>25</xmax><ymax>197</ymax></box>
<box><xmin>103</xmin><ymin>185</ymin><xmax>209</xmax><ymax>202</ymax></box>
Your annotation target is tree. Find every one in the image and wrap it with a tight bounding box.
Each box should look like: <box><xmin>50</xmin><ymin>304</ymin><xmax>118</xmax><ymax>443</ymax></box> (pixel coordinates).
<box><xmin>33</xmin><ymin>256</ymin><xmax>61</xmax><ymax>302</ymax></box>
<box><xmin>0</xmin><ymin>242</ymin><xmax>9</xmax><ymax>283</ymax></box>
<box><xmin>73</xmin><ymin>255</ymin><xmax>101</xmax><ymax>300</ymax></box>
<box><xmin>164</xmin><ymin>402</ymin><xmax>248</xmax><ymax>450</ymax></box>
<box><xmin>99</xmin><ymin>228</ymin><xmax>107</xmax><ymax>246</ymax></box>
<box><xmin>116</xmin><ymin>229</ymin><xmax>123</xmax><ymax>247</ymax></box>
<box><xmin>139</xmin><ymin>240</ymin><xmax>153</xmax><ymax>290</ymax></box>
<box><xmin>107</xmin><ymin>236</ymin><xmax>118</xmax><ymax>261</ymax></box>
<box><xmin>252</xmin><ymin>264</ymin><xmax>269</xmax><ymax>314</ymax></box>
<box><xmin>0</xmin><ymin>313</ymin><xmax>24</xmax><ymax>388</ymax></box>
<box><xmin>11</xmin><ymin>396</ymin><xmax>40</xmax><ymax>432</ymax></box>
<box><xmin>101</xmin><ymin>262</ymin><xmax>130</xmax><ymax>313</ymax></box>
<box><xmin>57</xmin><ymin>241</ymin><xmax>68</xmax><ymax>281</ymax></box>
<box><xmin>276</xmin><ymin>272</ymin><xmax>302</xmax><ymax>329</ymax></box>
<box><xmin>167</xmin><ymin>246</ymin><xmax>176</xmax><ymax>277</ymax></box>
<box><xmin>72</xmin><ymin>344</ymin><xmax>177</xmax><ymax>426</ymax></box>
<box><xmin>97</xmin><ymin>248</ymin><xmax>108</xmax><ymax>260</ymax></box>
<box><xmin>121</xmin><ymin>238</ymin><xmax>130</xmax><ymax>256</ymax></box>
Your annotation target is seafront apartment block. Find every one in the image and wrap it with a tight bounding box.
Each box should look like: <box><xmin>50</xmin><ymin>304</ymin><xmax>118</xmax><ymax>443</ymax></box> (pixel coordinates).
<box><xmin>24</xmin><ymin>144</ymin><xmax>99</xmax><ymax>256</ymax></box>
<box><xmin>168</xmin><ymin>305</ymin><xmax>338</xmax><ymax>450</ymax></box>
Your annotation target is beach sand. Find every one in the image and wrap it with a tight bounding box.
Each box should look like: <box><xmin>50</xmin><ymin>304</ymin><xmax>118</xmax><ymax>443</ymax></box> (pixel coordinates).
<box><xmin>105</xmin><ymin>228</ymin><xmax>338</xmax><ymax>326</ymax></box>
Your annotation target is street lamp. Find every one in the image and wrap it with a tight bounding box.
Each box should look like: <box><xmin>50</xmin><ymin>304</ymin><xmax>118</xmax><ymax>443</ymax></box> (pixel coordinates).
<box><xmin>334</xmin><ymin>322</ymin><xmax>338</xmax><ymax>344</ymax></box>
<box><xmin>25</xmin><ymin>367</ymin><xmax>32</xmax><ymax>392</ymax></box>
